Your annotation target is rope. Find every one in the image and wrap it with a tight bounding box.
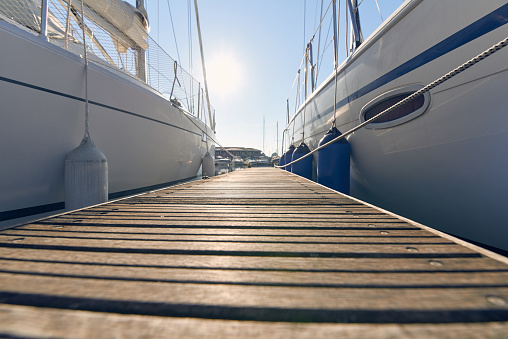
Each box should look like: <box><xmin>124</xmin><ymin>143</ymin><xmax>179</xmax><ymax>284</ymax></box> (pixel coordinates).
<box><xmin>287</xmin><ymin>55</ymin><xmax>306</xmax><ymax>102</ymax></box>
<box><xmin>170</xmin><ymin>60</ymin><xmax>181</xmax><ymax>100</ymax></box>
<box><xmin>315</xmin><ymin>0</ymin><xmax>324</xmax><ymax>86</ymax></box>
<box><xmin>290</xmin><ymin>0</ymin><xmax>333</xmax><ymax>101</ymax></box>
<box><xmin>288</xmin><ymin>0</ymin><xmax>332</xmax><ymax>104</ymax></box>
<box><xmin>164</xmin><ymin>0</ymin><xmax>191</xmax><ymax>112</ymax></box>
<box><xmin>80</xmin><ymin>0</ymin><xmax>90</xmax><ymax>140</ymax></box>
<box><xmin>302</xmin><ymin>46</ymin><xmax>309</xmax><ymax>141</ymax></box>
<box><xmin>166</xmin><ymin>0</ymin><xmax>182</xmax><ymax>66</ymax></box>
<box><xmin>276</xmin><ymin>36</ymin><xmax>508</xmax><ymax>169</ymax></box>
<box><xmin>309</xmin><ymin>0</ymin><xmax>333</xmax><ymax>47</ymax></box>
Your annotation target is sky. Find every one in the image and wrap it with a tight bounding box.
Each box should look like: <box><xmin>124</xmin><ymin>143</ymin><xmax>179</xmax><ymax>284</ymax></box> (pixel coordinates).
<box><xmin>127</xmin><ymin>0</ymin><xmax>404</xmax><ymax>156</ymax></box>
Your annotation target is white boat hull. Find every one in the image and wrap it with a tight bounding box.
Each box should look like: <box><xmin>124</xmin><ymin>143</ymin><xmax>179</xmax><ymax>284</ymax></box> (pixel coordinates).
<box><xmin>288</xmin><ymin>1</ymin><xmax>508</xmax><ymax>251</ymax></box>
<box><xmin>0</xmin><ymin>20</ymin><xmax>213</xmax><ymax>227</ymax></box>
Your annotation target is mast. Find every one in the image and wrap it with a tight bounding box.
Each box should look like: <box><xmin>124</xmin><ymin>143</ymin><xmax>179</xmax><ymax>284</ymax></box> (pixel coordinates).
<box><xmin>308</xmin><ymin>42</ymin><xmax>315</xmax><ymax>92</ymax></box>
<box><xmin>135</xmin><ymin>0</ymin><xmax>147</xmax><ymax>82</ymax></box>
<box><xmin>346</xmin><ymin>0</ymin><xmax>363</xmax><ymax>53</ymax></box>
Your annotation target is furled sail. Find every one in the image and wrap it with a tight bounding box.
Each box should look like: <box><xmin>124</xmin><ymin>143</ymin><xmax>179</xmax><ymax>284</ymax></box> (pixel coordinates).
<box><xmin>79</xmin><ymin>0</ymin><xmax>150</xmax><ymax>50</ymax></box>
<box><xmin>0</xmin><ymin>0</ymin><xmax>149</xmax><ymax>51</ymax></box>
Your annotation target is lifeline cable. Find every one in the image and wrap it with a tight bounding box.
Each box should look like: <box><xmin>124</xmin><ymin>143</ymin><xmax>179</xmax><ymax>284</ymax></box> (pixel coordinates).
<box><xmin>276</xmin><ymin>36</ymin><xmax>508</xmax><ymax>169</ymax></box>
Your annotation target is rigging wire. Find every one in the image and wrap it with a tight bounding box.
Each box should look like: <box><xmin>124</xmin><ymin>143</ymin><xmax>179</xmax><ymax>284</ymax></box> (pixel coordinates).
<box><xmin>345</xmin><ymin>0</ymin><xmax>349</xmax><ymax>57</ymax></box>
<box><xmin>188</xmin><ymin>0</ymin><xmax>193</xmax><ymax>75</ymax></box>
<box><xmin>373</xmin><ymin>0</ymin><xmax>384</xmax><ymax>22</ymax></box>
<box><xmin>286</xmin><ymin>53</ymin><xmax>307</xmax><ymax>101</ymax></box>
<box><xmin>315</xmin><ymin>0</ymin><xmax>324</xmax><ymax>86</ymax></box>
<box><xmin>193</xmin><ymin>0</ymin><xmax>214</xmax><ymax>131</ymax></box>
<box><xmin>163</xmin><ymin>0</ymin><xmax>191</xmax><ymax>112</ymax></box>
<box><xmin>302</xmin><ymin>46</ymin><xmax>309</xmax><ymax>142</ymax></box>
<box><xmin>313</xmin><ymin>0</ymin><xmax>320</xmax><ymax>35</ymax></box>
<box><xmin>303</xmin><ymin>0</ymin><xmax>306</xmax><ymax>55</ymax></box>
<box><xmin>309</xmin><ymin>0</ymin><xmax>333</xmax><ymax>46</ymax></box>
<box><xmin>166</xmin><ymin>0</ymin><xmax>182</xmax><ymax>65</ymax></box>
<box><xmin>287</xmin><ymin>0</ymin><xmax>334</xmax><ymax>124</ymax></box>
<box><xmin>175</xmin><ymin>104</ymin><xmax>247</xmax><ymax>165</ymax></box>
<box><xmin>188</xmin><ymin>0</ymin><xmax>194</xmax><ymax>114</ymax></box>
<box><xmin>277</xmin><ymin>35</ymin><xmax>508</xmax><ymax>169</ymax></box>
<box><xmin>315</xmin><ymin>20</ymin><xmax>333</xmax><ymax>81</ymax></box>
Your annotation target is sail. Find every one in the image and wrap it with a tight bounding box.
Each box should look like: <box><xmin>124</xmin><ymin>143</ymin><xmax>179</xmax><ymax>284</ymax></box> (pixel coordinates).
<box><xmin>79</xmin><ymin>0</ymin><xmax>149</xmax><ymax>50</ymax></box>
<box><xmin>0</xmin><ymin>0</ymin><xmax>149</xmax><ymax>50</ymax></box>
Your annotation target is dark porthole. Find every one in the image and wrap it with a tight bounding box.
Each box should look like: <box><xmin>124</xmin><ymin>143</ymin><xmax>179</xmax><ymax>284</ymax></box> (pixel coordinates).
<box><xmin>360</xmin><ymin>85</ymin><xmax>431</xmax><ymax>129</ymax></box>
<box><xmin>364</xmin><ymin>93</ymin><xmax>424</xmax><ymax>122</ymax></box>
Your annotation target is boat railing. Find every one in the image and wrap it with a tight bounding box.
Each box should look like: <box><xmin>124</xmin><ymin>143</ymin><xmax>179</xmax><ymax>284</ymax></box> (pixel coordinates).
<box><xmin>0</xmin><ymin>0</ymin><xmax>213</xmax><ymax>122</ymax></box>
<box><xmin>277</xmin><ymin>35</ymin><xmax>508</xmax><ymax>169</ymax></box>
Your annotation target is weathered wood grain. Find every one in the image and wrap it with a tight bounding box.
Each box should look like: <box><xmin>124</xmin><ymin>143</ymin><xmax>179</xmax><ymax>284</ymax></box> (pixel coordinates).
<box><xmin>1</xmin><ymin>304</ymin><xmax>507</xmax><ymax>339</ymax></box>
<box><xmin>0</xmin><ymin>168</ymin><xmax>507</xmax><ymax>337</ymax></box>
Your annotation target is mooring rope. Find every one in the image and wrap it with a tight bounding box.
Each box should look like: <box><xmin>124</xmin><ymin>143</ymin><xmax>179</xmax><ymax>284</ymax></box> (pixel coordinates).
<box><xmin>276</xmin><ymin>36</ymin><xmax>508</xmax><ymax>169</ymax></box>
<box><xmin>80</xmin><ymin>0</ymin><xmax>90</xmax><ymax>140</ymax></box>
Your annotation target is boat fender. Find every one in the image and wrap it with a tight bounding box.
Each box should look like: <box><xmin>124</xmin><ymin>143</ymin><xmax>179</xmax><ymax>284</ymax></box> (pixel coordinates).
<box><xmin>317</xmin><ymin>127</ymin><xmax>350</xmax><ymax>194</ymax></box>
<box><xmin>284</xmin><ymin>145</ymin><xmax>295</xmax><ymax>172</ymax></box>
<box><xmin>279</xmin><ymin>152</ymin><xmax>286</xmax><ymax>169</ymax></box>
<box><xmin>202</xmin><ymin>151</ymin><xmax>215</xmax><ymax>177</ymax></box>
<box><xmin>291</xmin><ymin>142</ymin><xmax>312</xmax><ymax>180</ymax></box>
<box><xmin>65</xmin><ymin>136</ymin><xmax>108</xmax><ymax>211</ymax></box>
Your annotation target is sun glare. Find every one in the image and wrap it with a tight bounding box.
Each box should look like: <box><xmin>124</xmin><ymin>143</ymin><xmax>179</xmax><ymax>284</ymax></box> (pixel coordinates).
<box><xmin>207</xmin><ymin>50</ymin><xmax>243</xmax><ymax>98</ymax></box>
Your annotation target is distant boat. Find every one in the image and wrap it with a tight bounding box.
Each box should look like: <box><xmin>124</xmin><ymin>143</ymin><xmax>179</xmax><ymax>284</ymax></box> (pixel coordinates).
<box><xmin>285</xmin><ymin>0</ymin><xmax>508</xmax><ymax>251</ymax></box>
<box><xmin>231</xmin><ymin>158</ymin><xmax>246</xmax><ymax>171</ymax></box>
<box><xmin>215</xmin><ymin>157</ymin><xmax>231</xmax><ymax>175</ymax></box>
<box><xmin>0</xmin><ymin>0</ymin><xmax>215</xmax><ymax>227</ymax></box>
<box><xmin>249</xmin><ymin>158</ymin><xmax>271</xmax><ymax>168</ymax></box>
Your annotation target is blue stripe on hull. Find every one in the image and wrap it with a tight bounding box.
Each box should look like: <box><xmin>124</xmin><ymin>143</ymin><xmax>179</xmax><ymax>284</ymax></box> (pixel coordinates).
<box><xmin>293</xmin><ymin>3</ymin><xmax>508</xmax><ymax>132</ymax></box>
<box><xmin>0</xmin><ymin>75</ymin><xmax>202</xmax><ymax>136</ymax></box>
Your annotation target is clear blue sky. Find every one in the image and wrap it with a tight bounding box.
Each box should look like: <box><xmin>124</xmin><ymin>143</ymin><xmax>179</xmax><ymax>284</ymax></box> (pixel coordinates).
<box><xmin>129</xmin><ymin>0</ymin><xmax>403</xmax><ymax>155</ymax></box>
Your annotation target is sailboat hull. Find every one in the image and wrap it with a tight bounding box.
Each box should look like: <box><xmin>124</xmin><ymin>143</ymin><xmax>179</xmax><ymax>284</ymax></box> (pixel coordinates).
<box><xmin>0</xmin><ymin>20</ymin><xmax>212</xmax><ymax>227</ymax></box>
<box><xmin>289</xmin><ymin>1</ymin><xmax>508</xmax><ymax>251</ymax></box>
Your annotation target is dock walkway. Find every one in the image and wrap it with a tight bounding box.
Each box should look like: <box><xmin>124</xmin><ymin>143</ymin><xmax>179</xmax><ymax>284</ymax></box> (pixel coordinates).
<box><xmin>0</xmin><ymin>168</ymin><xmax>507</xmax><ymax>338</ymax></box>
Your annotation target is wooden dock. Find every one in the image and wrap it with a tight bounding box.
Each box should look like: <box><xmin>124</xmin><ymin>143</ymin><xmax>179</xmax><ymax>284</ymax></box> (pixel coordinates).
<box><xmin>0</xmin><ymin>168</ymin><xmax>507</xmax><ymax>338</ymax></box>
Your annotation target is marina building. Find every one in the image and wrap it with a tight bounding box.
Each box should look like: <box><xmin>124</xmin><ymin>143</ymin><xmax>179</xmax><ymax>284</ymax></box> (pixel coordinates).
<box><xmin>215</xmin><ymin>147</ymin><xmax>263</xmax><ymax>160</ymax></box>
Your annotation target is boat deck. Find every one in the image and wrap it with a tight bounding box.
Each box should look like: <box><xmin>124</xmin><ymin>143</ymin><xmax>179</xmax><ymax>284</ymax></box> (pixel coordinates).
<box><xmin>0</xmin><ymin>168</ymin><xmax>507</xmax><ymax>338</ymax></box>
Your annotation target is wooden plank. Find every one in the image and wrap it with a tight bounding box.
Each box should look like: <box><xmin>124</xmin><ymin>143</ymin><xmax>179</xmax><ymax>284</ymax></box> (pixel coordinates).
<box><xmin>0</xmin><ymin>248</ymin><xmax>505</xmax><ymax>271</ymax></box>
<box><xmin>0</xmin><ymin>235</ymin><xmax>476</xmax><ymax>255</ymax></box>
<box><xmin>1</xmin><ymin>273</ymin><xmax>507</xmax><ymax>323</ymax></box>
<box><xmin>0</xmin><ymin>230</ymin><xmax>454</xmax><ymax>244</ymax></box>
<box><xmin>9</xmin><ymin>225</ymin><xmax>436</xmax><ymax>237</ymax></box>
<box><xmin>0</xmin><ymin>168</ymin><xmax>507</xmax><ymax>336</ymax></box>
<box><xmin>19</xmin><ymin>220</ymin><xmax>416</xmax><ymax>229</ymax></box>
<box><xmin>1</xmin><ymin>259</ymin><xmax>507</xmax><ymax>287</ymax></box>
<box><xmin>1</xmin><ymin>304</ymin><xmax>507</xmax><ymax>339</ymax></box>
